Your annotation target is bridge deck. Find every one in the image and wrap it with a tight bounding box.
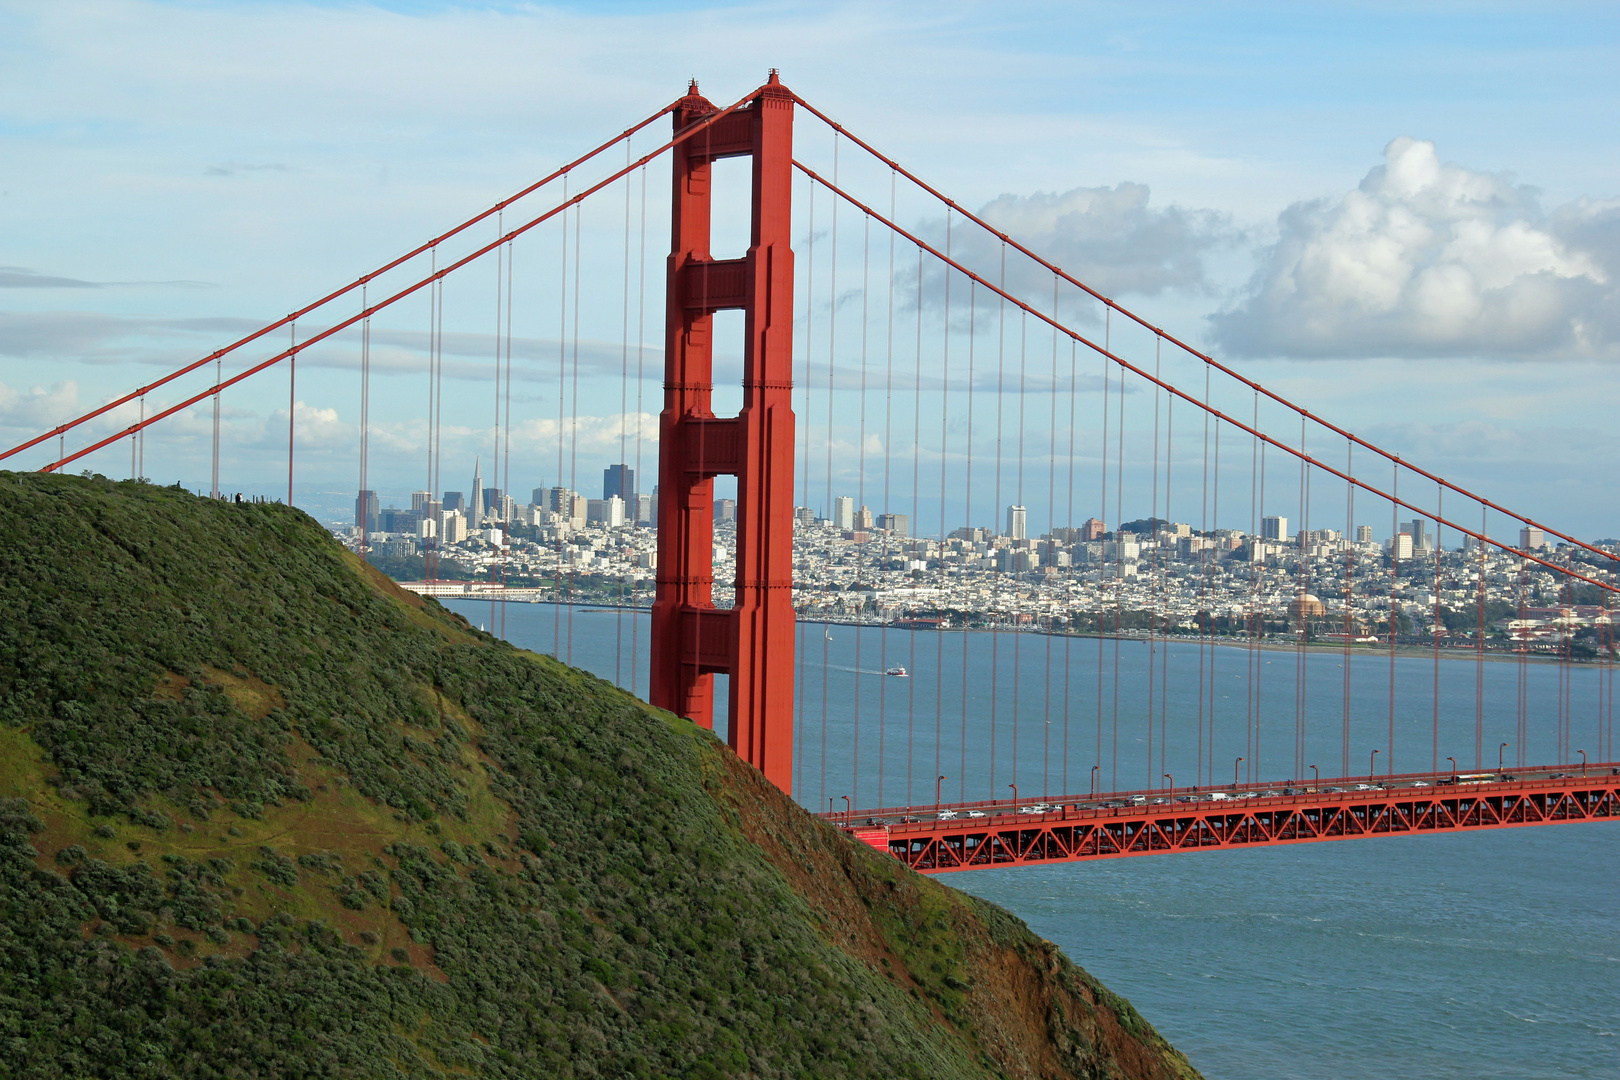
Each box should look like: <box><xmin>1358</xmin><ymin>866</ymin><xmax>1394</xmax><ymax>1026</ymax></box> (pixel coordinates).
<box><xmin>826</xmin><ymin>764</ymin><xmax>1620</xmax><ymax>873</ymax></box>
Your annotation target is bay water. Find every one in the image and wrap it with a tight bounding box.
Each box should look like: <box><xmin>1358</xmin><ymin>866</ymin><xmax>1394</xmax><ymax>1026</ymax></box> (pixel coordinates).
<box><xmin>447</xmin><ymin>599</ymin><xmax>1620</xmax><ymax>1078</ymax></box>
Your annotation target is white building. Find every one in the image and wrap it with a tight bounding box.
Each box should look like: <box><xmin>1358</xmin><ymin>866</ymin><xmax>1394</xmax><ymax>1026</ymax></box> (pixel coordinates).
<box><xmin>1006</xmin><ymin>504</ymin><xmax>1027</xmax><ymax>540</ymax></box>
<box><xmin>833</xmin><ymin>495</ymin><xmax>855</xmax><ymax>531</ymax></box>
<box><xmin>587</xmin><ymin>496</ymin><xmax>626</xmax><ymax>527</ymax></box>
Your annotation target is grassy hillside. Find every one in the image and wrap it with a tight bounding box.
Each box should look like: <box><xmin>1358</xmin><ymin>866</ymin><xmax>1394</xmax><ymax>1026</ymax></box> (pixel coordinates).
<box><xmin>0</xmin><ymin>471</ymin><xmax>1200</xmax><ymax>1080</ymax></box>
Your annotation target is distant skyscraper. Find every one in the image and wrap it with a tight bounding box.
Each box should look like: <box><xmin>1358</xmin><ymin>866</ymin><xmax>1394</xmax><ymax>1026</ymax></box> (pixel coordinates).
<box><xmin>854</xmin><ymin>505</ymin><xmax>873</xmax><ymax>530</ymax></box>
<box><xmin>1356</xmin><ymin>525</ymin><xmax>1373</xmax><ymax>543</ymax></box>
<box><xmin>355</xmin><ymin>489</ymin><xmax>379</xmax><ymax>531</ymax></box>
<box><xmin>1080</xmin><ymin>518</ymin><xmax>1105</xmax><ymax>541</ymax></box>
<box><xmin>411</xmin><ymin>491</ymin><xmax>432</xmax><ymax>513</ymax></box>
<box><xmin>877</xmin><ymin>513</ymin><xmax>909</xmax><ymax>537</ymax></box>
<box><xmin>1519</xmin><ymin>527</ymin><xmax>1546</xmax><ymax>551</ymax></box>
<box><xmin>483</xmin><ymin>488</ymin><xmax>504</xmax><ymax>521</ymax></box>
<box><xmin>1261</xmin><ymin>515</ymin><xmax>1287</xmax><ymax>541</ymax></box>
<box><xmin>603</xmin><ymin>464</ymin><xmax>634</xmax><ymax>504</ymax></box>
<box><xmin>470</xmin><ymin>460</ymin><xmax>485</xmax><ymax>524</ymax></box>
<box><xmin>833</xmin><ymin>495</ymin><xmax>855</xmax><ymax>531</ymax></box>
<box><xmin>714</xmin><ymin>498</ymin><xmax>736</xmax><ymax>524</ymax></box>
<box><xmin>1407</xmin><ymin>518</ymin><xmax>1429</xmax><ymax>551</ymax></box>
<box><xmin>442</xmin><ymin>491</ymin><xmax>465</xmax><ymax>513</ymax></box>
<box><xmin>1006</xmin><ymin>504</ymin><xmax>1027</xmax><ymax>540</ymax></box>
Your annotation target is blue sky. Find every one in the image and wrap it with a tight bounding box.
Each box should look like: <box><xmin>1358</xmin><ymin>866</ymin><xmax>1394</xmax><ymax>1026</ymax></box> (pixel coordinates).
<box><xmin>2</xmin><ymin>1</ymin><xmax>1617</xmax><ymax>535</ymax></box>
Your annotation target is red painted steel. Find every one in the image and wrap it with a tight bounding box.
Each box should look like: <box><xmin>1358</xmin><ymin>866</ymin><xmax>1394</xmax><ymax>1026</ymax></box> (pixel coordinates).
<box><xmin>826</xmin><ymin>763</ymin><xmax>1620</xmax><ymax>873</ymax></box>
<box><xmin>650</xmin><ymin>75</ymin><xmax>797</xmax><ymax>792</ymax></box>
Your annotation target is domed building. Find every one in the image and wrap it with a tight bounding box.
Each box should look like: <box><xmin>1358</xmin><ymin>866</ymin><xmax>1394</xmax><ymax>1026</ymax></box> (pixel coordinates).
<box><xmin>1288</xmin><ymin>592</ymin><xmax>1326</xmax><ymax>621</ymax></box>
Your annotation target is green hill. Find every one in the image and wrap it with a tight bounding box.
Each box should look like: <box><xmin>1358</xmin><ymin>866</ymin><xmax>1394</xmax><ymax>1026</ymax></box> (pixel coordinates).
<box><xmin>0</xmin><ymin>471</ymin><xmax>1200</xmax><ymax>1080</ymax></box>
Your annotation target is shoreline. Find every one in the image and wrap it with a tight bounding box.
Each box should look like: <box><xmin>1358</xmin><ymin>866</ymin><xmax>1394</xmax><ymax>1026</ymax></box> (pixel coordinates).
<box><xmin>433</xmin><ymin>596</ymin><xmax>1608</xmax><ymax>668</ymax></box>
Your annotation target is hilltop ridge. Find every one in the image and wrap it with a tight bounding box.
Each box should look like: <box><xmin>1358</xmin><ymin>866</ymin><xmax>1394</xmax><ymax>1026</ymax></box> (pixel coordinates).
<box><xmin>0</xmin><ymin>471</ymin><xmax>1200</xmax><ymax>1080</ymax></box>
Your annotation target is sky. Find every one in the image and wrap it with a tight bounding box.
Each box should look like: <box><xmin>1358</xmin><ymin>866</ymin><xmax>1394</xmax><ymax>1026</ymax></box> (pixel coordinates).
<box><xmin>2</xmin><ymin>0</ymin><xmax>1618</xmax><ymax>537</ymax></box>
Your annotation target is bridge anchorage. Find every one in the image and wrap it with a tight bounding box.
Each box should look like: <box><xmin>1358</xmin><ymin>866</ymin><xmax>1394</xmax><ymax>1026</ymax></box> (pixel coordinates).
<box><xmin>8</xmin><ymin>73</ymin><xmax>1615</xmax><ymax>872</ymax></box>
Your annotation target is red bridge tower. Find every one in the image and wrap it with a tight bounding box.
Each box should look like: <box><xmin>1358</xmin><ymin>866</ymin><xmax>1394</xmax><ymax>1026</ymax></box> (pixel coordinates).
<box><xmin>650</xmin><ymin>75</ymin><xmax>797</xmax><ymax>793</ymax></box>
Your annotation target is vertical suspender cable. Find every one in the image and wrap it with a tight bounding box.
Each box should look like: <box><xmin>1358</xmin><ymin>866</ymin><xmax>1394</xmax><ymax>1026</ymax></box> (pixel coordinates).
<box><xmin>1478</xmin><ymin>505</ymin><xmax>1487</xmax><ymax>769</ymax></box>
<box><xmin>1161</xmin><ymin>388</ymin><xmax>1172</xmax><ymax>790</ymax></box>
<box><xmin>1198</xmin><ymin>368</ymin><xmax>1210</xmax><ymax>789</ymax></box>
<box><xmin>502</xmin><ymin>234</ymin><xmax>515</xmax><ymax>641</ymax></box>
<box><xmin>1390</xmin><ymin>460</ymin><xmax>1399</xmax><ymax>776</ymax></box>
<box><xmin>878</xmin><ymin>169</ymin><xmax>896</xmax><ymax>808</ymax></box>
<box><xmin>1343</xmin><ymin>441</ymin><xmax>1354</xmax><ymax>781</ymax></box>
<box><xmin>960</xmin><ymin>278</ymin><xmax>974</xmax><ymax>802</ymax></box>
<box><xmin>856</xmin><ymin>211</ymin><xmax>870</xmax><ymax>807</ymax></box>
<box><xmin>493</xmin><ymin>213</ymin><xmax>505</xmax><ymax>634</ymax></box>
<box><xmin>1147</xmin><ymin>339</ymin><xmax>1161</xmax><ymax>789</ymax></box>
<box><xmin>618</xmin><ymin>151</ymin><xmax>633</xmax><ymax>684</ymax></box>
<box><xmin>287</xmin><ymin>321</ymin><xmax>296</xmax><ymax>505</ymax></box>
<box><xmin>1248</xmin><ymin>392</ymin><xmax>1259</xmax><ymax>787</ymax></box>
<box><xmin>935</xmin><ymin>210</ymin><xmax>950</xmax><ymax>804</ymax></box>
<box><xmin>433</xmin><ymin>264</ymin><xmax>446</xmax><ymax>584</ymax></box>
<box><xmin>796</xmin><ymin>174</ymin><xmax>814</xmax><ymax>799</ymax></box>
<box><xmin>1045</xmin><ymin>278</ymin><xmax>1060</xmax><ymax>798</ymax></box>
<box><xmin>1434</xmin><ymin>488</ymin><xmax>1443</xmax><ymax>774</ymax></box>
<box><xmin>1112</xmin><ymin>311</ymin><xmax>1124</xmax><ymax>792</ymax></box>
<box><xmin>1296</xmin><ymin>418</ymin><xmax>1308</xmax><ymax>780</ymax></box>
<box><xmin>552</xmin><ymin>179</ymin><xmax>569</xmax><ymax>655</ymax></box>
<box><xmin>213</xmin><ymin>359</ymin><xmax>223</xmax><ymax>501</ymax></box>
<box><xmin>1257</xmin><ymin>438</ymin><xmax>1267</xmax><ymax>784</ymax></box>
<box><xmin>358</xmin><ymin>287</ymin><xmax>369</xmax><ymax>555</ymax></box>
<box><xmin>823</xmin><ymin>139</ymin><xmax>840</xmax><ymax>815</ymax></box>
<box><xmin>992</xmin><ymin>245</ymin><xmax>1006</xmax><ymax>797</ymax></box>
<box><xmin>1063</xmin><ymin>332</ymin><xmax>1078</xmax><ymax>797</ymax></box>
<box><xmin>1097</xmin><ymin>316</ymin><xmax>1109</xmax><ymax>791</ymax></box>
<box><xmin>633</xmin><ymin>164</ymin><xmax>648</xmax><ymax>695</ymax></box>
<box><xmin>1210</xmin><ymin>419</ymin><xmax>1221</xmax><ymax>787</ymax></box>
<box><xmin>567</xmin><ymin>202</ymin><xmax>583</xmax><ymax>662</ymax></box>
<box><xmin>909</xmin><ymin>245</ymin><xmax>923</xmax><ymax>808</ymax></box>
<box><xmin>1013</xmin><ymin>309</ymin><xmax>1027</xmax><ymax>794</ymax></box>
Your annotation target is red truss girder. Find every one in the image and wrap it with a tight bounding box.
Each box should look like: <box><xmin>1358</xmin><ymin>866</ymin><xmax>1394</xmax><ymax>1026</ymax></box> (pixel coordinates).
<box><xmin>847</xmin><ymin>772</ymin><xmax>1620</xmax><ymax>874</ymax></box>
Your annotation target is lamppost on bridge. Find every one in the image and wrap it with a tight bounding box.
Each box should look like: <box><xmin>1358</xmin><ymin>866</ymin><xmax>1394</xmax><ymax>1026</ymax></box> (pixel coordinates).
<box><xmin>1091</xmin><ymin>765</ymin><xmax>1100</xmax><ymax>798</ymax></box>
<box><xmin>1164</xmin><ymin>773</ymin><xmax>1173</xmax><ymax>801</ymax></box>
<box><xmin>842</xmin><ymin>795</ymin><xmax>852</xmax><ymax>825</ymax></box>
<box><xmin>1499</xmin><ymin>742</ymin><xmax>1510</xmax><ymax>774</ymax></box>
<box><xmin>1009</xmin><ymin>783</ymin><xmax>1018</xmax><ymax>810</ymax></box>
<box><xmin>1447</xmin><ymin>756</ymin><xmax>1457</xmax><ymax>781</ymax></box>
<box><xmin>1309</xmin><ymin>764</ymin><xmax>1319</xmax><ymax>787</ymax></box>
<box><xmin>1369</xmin><ymin>748</ymin><xmax>1379</xmax><ymax>782</ymax></box>
<box><xmin>1577</xmin><ymin>749</ymin><xmax>1587</xmax><ymax>776</ymax></box>
<box><xmin>1234</xmin><ymin>757</ymin><xmax>1244</xmax><ymax>790</ymax></box>
<box><xmin>935</xmin><ymin>775</ymin><xmax>946</xmax><ymax>811</ymax></box>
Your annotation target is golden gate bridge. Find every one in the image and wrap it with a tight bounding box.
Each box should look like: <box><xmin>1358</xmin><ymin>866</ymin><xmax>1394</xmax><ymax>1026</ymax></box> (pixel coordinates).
<box><xmin>8</xmin><ymin>73</ymin><xmax>1616</xmax><ymax>872</ymax></box>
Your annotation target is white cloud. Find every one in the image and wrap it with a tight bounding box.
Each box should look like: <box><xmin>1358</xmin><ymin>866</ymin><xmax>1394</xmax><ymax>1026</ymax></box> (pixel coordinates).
<box><xmin>0</xmin><ymin>379</ymin><xmax>80</xmax><ymax>428</ymax></box>
<box><xmin>908</xmin><ymin>183</ymin><xmax>1233</xmax><ymax>319</ymax></box>
<box><xmin>976</xmin><ymin>183</ymin><xmax>1232</xmax><ymax>298</ymax></box>
<box><xmin>1212</xmin><ymin>137</ymin><xmax>1618</xmax><ymax>359</ymax></box>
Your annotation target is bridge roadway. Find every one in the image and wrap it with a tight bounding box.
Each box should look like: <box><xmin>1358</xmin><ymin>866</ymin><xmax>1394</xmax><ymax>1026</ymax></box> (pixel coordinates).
<box><xmin>826</xmin><ymin>763</ymin><xmax>1620</xmax><ymax>873</ymax></box>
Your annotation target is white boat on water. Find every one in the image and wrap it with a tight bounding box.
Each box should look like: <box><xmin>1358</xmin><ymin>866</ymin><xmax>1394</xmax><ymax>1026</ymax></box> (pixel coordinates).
<box><xmin>884</xmin><ymin>666</ymin><xmax>909</xmax><ymax>677</ymax></box>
